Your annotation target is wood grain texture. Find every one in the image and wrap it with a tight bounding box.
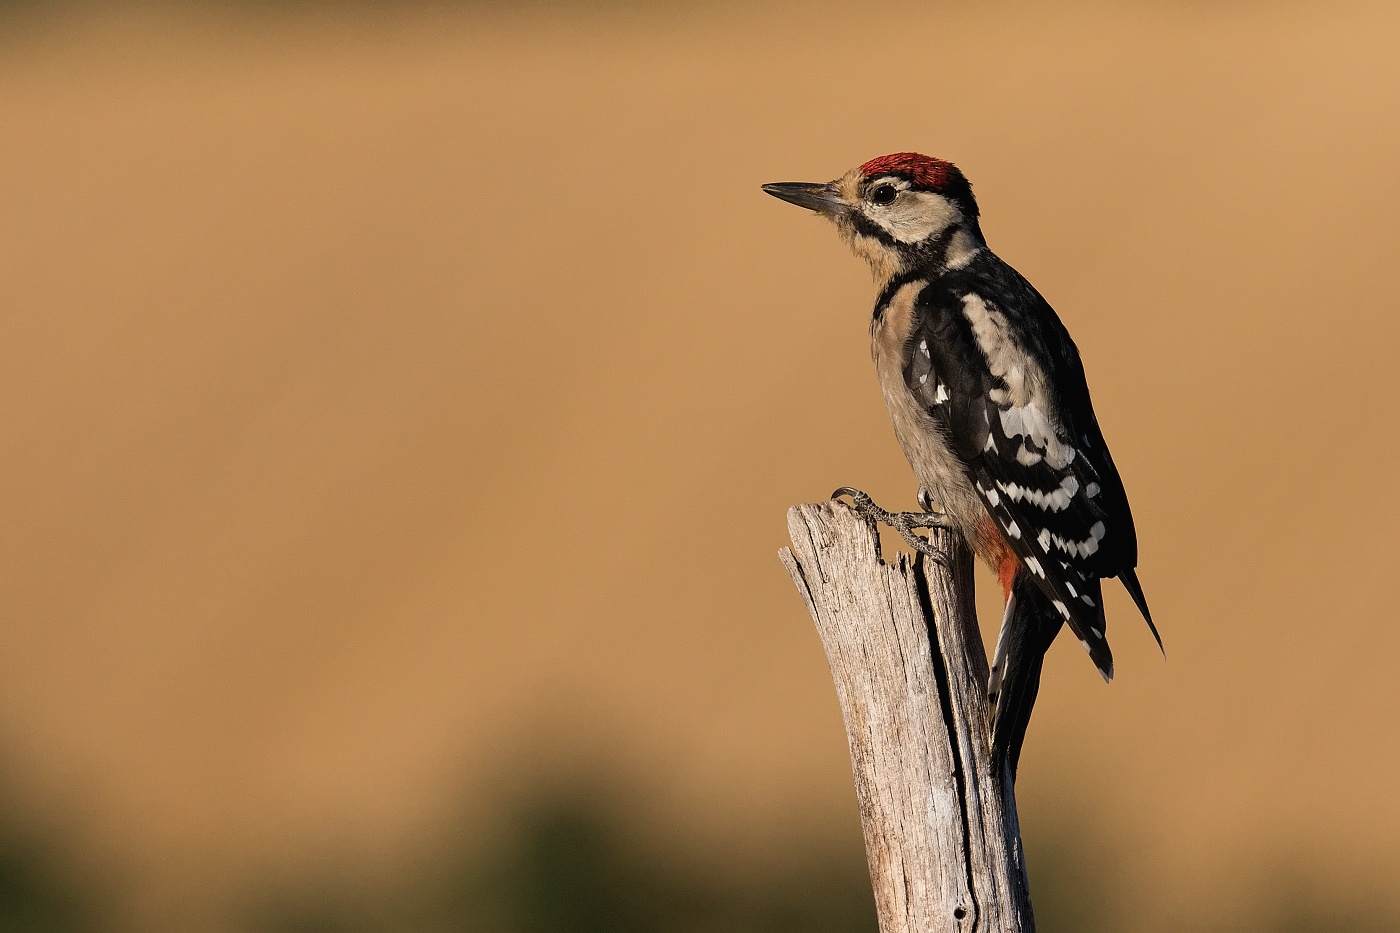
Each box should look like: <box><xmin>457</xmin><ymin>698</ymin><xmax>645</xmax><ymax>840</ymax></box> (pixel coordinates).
<box><xmin>780</xmin><ymin>501</ymin><xmax>1034</xmax><ymax>933</ymax></box>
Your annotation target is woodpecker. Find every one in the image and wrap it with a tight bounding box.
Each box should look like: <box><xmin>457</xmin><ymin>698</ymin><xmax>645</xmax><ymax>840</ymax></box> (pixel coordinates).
<box><xmin>763</xmin><ymin>153</ymin><xmax>1160</xmax><ymax>776</ymax></box>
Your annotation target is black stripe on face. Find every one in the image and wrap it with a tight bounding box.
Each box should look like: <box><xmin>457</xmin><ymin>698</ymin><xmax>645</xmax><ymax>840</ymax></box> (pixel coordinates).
<box><xmin>849</xmin><ymin>211</ymin><xmax>899</xmax><ymax>245</ymax></box>
<box><xmin>857</xmin><ymin>212</ymin><xmax>960</xmax><ymax>262</ymax></box>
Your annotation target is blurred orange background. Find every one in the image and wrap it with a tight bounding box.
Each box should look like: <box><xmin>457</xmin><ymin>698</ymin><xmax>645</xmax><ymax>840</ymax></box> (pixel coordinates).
<box><xmin>1</xmin><ymin>2</ymin><xmax>1398</xmax><ymax>930</ymax></box>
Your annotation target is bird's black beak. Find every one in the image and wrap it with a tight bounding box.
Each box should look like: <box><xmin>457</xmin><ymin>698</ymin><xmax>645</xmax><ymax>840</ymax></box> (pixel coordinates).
<box><xmin>761</xmin><ymin>181</ymin><xmax>848</xmax><ymax>216</ymax></box>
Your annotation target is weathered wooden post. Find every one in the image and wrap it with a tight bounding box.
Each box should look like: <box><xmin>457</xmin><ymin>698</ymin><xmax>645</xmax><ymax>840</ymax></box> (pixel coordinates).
<box><xmin>780</xmin><ymin>500</ymin><xmax>1035</xmax><ymax>933</ymax></box>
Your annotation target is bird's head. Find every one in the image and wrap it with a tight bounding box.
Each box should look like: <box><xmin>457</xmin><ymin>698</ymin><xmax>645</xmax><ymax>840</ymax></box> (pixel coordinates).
<box><xmin>763</xmin><ymin>153</ymin><xmax>983</xmax><ymax>285</ymax></box>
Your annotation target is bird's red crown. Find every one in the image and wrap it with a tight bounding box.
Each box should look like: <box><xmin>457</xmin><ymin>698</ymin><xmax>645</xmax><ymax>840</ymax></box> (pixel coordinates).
<box><xmin>858</xmin><ymin>152</ymin><xmax>958</xmax><ymax>190</ymax></box>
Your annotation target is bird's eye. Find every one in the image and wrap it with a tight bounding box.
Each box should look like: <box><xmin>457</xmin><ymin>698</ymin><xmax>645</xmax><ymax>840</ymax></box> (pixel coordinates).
<box><xmin>870</xmin><ymin>185</ymin><xmax>898</xmax><ymax>206</ymax></box>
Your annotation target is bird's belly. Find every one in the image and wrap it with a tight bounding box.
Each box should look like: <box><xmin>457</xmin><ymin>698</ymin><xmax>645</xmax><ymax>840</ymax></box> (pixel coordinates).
<box><xmin>871</xmin><ymin>280</ymin><xmax>987</xmax><ymax>541</ymax></box>
<box><xmin>889</xmin><ymin>405</ymin><xmax>1014</xmax><ymax>575</ymax></box>
<box><xmin>871</xmin><ymin>279</ymin><xmax>1010</xmax><ymax>572</ymax></box>
<box><xmin>881</xmin><ymin>383</ymin><xmax>985</xmax><ymax>536</ymax></box>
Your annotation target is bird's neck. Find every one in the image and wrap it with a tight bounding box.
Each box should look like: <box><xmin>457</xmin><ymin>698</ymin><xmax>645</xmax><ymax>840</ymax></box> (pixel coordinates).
<box><xmin>940</xmin><ymin>223</ymin><xmax>986</xmax><ymax>271</ymax></box>
<box><xmin>866</xmin><ymin>223</ymin><xmax>986</xmax><ymax>293</ymax></box>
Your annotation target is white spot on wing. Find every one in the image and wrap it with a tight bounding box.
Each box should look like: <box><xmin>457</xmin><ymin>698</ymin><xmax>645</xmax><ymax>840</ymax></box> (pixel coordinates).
<box><xmin>1038</xmin><ymin>521</ymin><xmax>1109</xmax><ymax>559</ymax></box>
<box><xmin>998</xmin><ymin>403</ymin><xmax>1077</xmax><ymax>469</ymax></box>
<box><xmin>995</xmin><ymin>474</ymin><xmax>1081</xmax><ymax>512</ymax></box>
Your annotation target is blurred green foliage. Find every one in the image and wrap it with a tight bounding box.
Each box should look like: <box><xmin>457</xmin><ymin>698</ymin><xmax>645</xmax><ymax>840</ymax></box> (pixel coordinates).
<box><xmin>447</xmin><ymin>788</ymin><xmax>877</xmax><ymax>933</ymax></box>
<box><xmin>244</xmin><ymin>777</ymin><xmax>1400</xmax><ymax>933</ymax></box>
<box><xmin>0</xmin><ymin>763</ymin><xmax>1397</xmax><ymax>932</ymax></box>
<box><xmin>246</xmin><ymin>779</ymin><xmax>880</xmax><ymax>933</ymax></box>
<box><xmin>0</xmin><ymin>811</ymin><xmax>97</xmax><ymax>933</ymax></box>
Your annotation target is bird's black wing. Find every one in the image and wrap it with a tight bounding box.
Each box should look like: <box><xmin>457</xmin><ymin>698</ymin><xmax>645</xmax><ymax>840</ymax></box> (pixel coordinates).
<box><xmin>904</xmin><ymin>267</ymin><xmax>1153</xmax><ymax>680</ymax></box>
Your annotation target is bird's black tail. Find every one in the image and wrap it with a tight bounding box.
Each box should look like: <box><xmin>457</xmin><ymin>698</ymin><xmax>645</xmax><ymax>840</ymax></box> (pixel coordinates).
<box><xmin>1120</xmin><ymin>569</ymin><xmax>1165</xmax><ymax>656</ymax></box>
<box><xmin>988</xmin><ymin>573</ymin><xmax>1075</xmax><ymax>779</ymax></box>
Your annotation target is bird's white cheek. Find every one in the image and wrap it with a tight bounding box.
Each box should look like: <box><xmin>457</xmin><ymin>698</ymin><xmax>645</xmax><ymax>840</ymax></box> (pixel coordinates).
<box><xmin>875</xmin><ymin>193</ymin><xmax>960</xmax><ymax>244</ymax></box>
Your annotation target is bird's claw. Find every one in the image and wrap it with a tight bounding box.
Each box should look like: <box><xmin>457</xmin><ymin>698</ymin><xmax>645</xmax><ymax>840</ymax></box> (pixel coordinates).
<box><xmin>831</xmin><ymin>486</ymin><xmax>881</xmax><ymax>517</ymax></box>
<box><xmin>830</xmin><ymin>486</ymin><xmax>948</xmax><ymax>560</ymax></box>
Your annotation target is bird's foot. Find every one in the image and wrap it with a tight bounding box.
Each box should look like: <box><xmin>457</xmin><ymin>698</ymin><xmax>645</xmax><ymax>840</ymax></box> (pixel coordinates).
<box><xmin>831</xmin><ymin>487</ymin><xmax>948</xmax><ymax>560</ymax></box>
